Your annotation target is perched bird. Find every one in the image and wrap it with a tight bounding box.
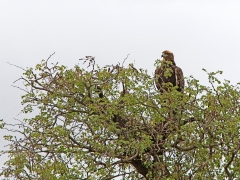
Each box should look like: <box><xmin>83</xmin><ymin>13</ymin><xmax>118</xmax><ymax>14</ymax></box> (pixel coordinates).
<box><xmin>155</xmin><ymin>50</ymin><xmax>184</xmax><ymax>93</ymax></box>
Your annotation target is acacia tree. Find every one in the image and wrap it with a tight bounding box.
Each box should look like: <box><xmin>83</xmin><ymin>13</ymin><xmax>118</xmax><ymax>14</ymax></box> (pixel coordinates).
<box><xmin>1</xmin><ymin>54</ymin><xmax>240</xmax><ymax>179</ymax></box>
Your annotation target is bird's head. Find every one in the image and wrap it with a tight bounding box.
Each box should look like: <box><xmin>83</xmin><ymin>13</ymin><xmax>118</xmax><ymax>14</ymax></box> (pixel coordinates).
<box><xmin>161</xmin><ymin>50</ymin><xmax>175</xmax><ymax>65</ymax></box>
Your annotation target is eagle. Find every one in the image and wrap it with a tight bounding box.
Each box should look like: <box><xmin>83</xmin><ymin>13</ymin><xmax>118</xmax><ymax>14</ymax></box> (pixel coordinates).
<box><xmin>155</xmin><ymin>50</ymin><xmax>184</xmax><ymax>93</ymax></box>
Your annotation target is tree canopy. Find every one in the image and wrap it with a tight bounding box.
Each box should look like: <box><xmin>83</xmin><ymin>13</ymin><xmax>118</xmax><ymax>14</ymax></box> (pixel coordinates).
<box><xmin>1</xmin><ymin>55</ymin><xmax>240</xmax><ymax>179</ymax></box>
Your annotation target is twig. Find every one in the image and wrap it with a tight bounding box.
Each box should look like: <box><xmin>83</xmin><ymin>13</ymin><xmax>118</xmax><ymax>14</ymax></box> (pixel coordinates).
<box><xmin>6</xmin><ymin>62</ymin><xmax>26</xmax><ymax>71</ymax></box>
<box><xmin>11</xmin><ymin>85</ymin><xmax>29</xmax><ymax>93</ymax></box>
<box><xmin>45</xmin><ymin>52</ymin><xmax>55</xmax><ymax>66</ymax></box>
<box><xmin>122</xmin><ymin>54</ymin><xmax>130</xmax><ymax>67</ymax></box>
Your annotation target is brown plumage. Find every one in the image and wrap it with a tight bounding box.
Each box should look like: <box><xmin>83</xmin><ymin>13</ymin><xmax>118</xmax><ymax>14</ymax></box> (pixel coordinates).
<box><xmin>155</xmin><ymin>50</ymin><xmax>184</xmax><ymax>93</ymax></box>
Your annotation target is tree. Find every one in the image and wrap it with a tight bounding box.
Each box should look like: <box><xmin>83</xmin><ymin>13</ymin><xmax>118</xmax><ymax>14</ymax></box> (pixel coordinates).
<box><xmin>1</xmin><ymin>54</ymin><xmax>240</xmax><ymax>179</ymax></box>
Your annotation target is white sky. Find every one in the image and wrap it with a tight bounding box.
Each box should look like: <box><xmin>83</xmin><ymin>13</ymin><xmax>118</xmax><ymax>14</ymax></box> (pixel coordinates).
<box><xmin>1</xmin><ymin>0</ymin><xmax>240</xmax><ymax>174</ymax></box>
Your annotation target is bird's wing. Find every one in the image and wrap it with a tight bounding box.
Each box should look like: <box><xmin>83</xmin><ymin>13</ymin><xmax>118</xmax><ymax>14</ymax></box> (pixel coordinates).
<box><xmin>175</xmin><ymin>66</ymin><xmax>184</xmax><ymax>92</ymax></box>
<box><xmin>154</xmin><ymin>67</ymin><xmax>163</xmax><ymax>90</ymax></box>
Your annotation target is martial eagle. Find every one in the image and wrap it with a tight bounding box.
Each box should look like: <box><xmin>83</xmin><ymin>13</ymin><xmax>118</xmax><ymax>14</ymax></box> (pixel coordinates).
<box><xmin>155</xmin><ymin>50</ymin><xmax>184</xmax><ymax>93</ymax></box>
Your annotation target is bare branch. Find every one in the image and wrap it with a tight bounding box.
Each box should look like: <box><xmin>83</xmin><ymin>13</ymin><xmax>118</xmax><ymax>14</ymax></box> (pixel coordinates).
<box><xmin>122</xmin><ymin>54</ymin><xmax>130</xmax><ymax>67</ymax></box>
<box><xmin>45</xmin><ymin>52</ymin><xmax>55</xmax><ymax>66</ymax></box>
<box><xmin>7</xmin><ymin>62</ymin><xmax>26</xmax><ymax>71</ymax></box>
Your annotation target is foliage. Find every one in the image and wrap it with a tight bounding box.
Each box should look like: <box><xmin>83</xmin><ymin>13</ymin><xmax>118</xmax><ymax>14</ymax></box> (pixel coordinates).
<box><xmin>1</xmin><ymin>55</ymin><xmax>240</xmax><ymax>179</ymax></box>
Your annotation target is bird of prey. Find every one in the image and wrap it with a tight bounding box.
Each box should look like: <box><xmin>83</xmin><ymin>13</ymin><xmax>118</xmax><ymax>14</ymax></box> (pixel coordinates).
<box><xmin>155</xmin><ymin>50</ymin><xmax>184</xmax><ymax>93</ymax></box>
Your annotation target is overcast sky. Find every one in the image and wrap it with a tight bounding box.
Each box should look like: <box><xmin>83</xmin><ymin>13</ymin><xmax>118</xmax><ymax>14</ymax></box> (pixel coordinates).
<box><xmin>1</xmin><ymin>0</ymin><xmax>240</xmax><ymax>173</ymax></box>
